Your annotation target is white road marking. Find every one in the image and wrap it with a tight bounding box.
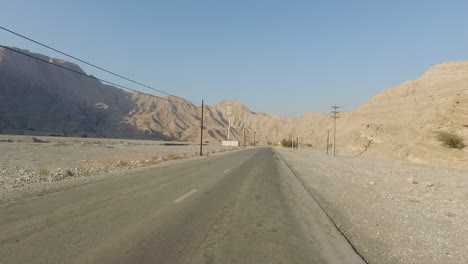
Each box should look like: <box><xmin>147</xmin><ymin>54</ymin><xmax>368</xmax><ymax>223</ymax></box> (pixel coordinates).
<box><xmin>224</xmin><ymin>169</ymin><xmax>231</xmax><ymax>174</ymax></box>
<box><xmin>174</xmin><ymin>189</ymin><xmax>198</xmax><ymax>203</ymax></box>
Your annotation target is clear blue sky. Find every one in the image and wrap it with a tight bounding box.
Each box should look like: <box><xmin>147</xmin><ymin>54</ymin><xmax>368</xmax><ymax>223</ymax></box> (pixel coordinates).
<box><xmin>2</xmin><ymin>0</ymin><xmax>468</xmax><ymax>118</ymax></box>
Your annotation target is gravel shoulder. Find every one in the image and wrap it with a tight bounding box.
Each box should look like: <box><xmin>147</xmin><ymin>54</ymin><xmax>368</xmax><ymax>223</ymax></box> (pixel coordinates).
<box><xmin>276</xmin><ymin>147</ymin><xmax>468</xmax><ymax>264</ymax></box>
<box><xmin>0</xmin><ymin>135</ymin><xmax>239</xmax><ymax>203</ymax></box>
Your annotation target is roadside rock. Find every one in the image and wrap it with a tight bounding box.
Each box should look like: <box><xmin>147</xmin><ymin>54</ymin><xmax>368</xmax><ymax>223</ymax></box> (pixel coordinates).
<box><xmin>406</xmin><ymin>177</ymin><xmax>417</xmax><ymax>184</ymax></box>
<box><xmin>32</xmin><ymin>137</ymin><xmax>47</xmax><ymax>143</ymax></box>
<box><xmin>425</xmin><ymin>182</ymin><xmax>434</xmax><ymax>187</ymax></box>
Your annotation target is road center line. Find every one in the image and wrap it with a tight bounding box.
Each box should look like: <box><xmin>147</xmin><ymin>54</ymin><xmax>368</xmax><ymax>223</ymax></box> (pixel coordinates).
<box><xmin>224</xmin><ymin>169</ymin><xmax>231</xmax><ymax>174</ymax></box>
<box><xmin>174</xmin><ymin>189</ymin><xmax>198</xmax><ymax>203</ymax></box>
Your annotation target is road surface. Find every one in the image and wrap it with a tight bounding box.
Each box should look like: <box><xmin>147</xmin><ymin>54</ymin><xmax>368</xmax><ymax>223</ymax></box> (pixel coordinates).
<box><xmin>0</xmin><ymin>148</ymin><xmax>365</xmax><ymax>264</ymax></box>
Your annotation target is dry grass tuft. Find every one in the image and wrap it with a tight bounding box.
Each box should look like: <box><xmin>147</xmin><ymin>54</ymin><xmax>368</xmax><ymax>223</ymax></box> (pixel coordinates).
<box><xmin>145</xmin><ymin>159</ymin><xmax>162</xmax><ymax>166</ymax></box>
<box><xmin>39</xmin><ymin>169</ymin><xmax>50</xmax><ymax>176</ymax></box>
<box><xmin>165</xmin><ymin>153</ymin><xmax>179</xmax><ymax>161</ymax></box>
<box><xmin>81</xmin><ymin>170</ymin><xmax>90</xmax><ymax>177</ymax></box>
<box><xmin>436</xmin><ymin>131</ymin><xmax>465</xmax><ymax>150</ymax></box>
<box><xmin>118</xmin><ymin>160</ymin><xmax>129</xmax><ymax>167</ymax></box>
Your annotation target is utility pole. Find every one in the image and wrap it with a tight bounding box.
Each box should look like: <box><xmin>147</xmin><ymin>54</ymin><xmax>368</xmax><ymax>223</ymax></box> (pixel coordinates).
<box><xmin>253</xmin><ymin>132</ymin><xmax>256</xmax><ymax>147</ymax></box>
<box><xmin>243</xmin><ymin>127</ymin><xmax>246</xmax><ymax>148</ymax></box>
<box><xmin>301</xmin><ymin>138</ymin><xmax>303</xmax><ymax>149</ymax></box>
<box><xmin>291</xmin><ymin>127</ymin><xmax>295</xmax><ymax>149</ymax></box>
<box><xmin>330</xmin><ymin>104</ymin><xmax>340</xmax><ymax>157</ymax></box>
<box><xmin>326</xmin><ymin>130</ymin><xmax>329</xmax><ymax>155</ymax></box>
<box><xmin>200</xmin><ymin>100</ymin><xmax>204</xmax><ymax>156</ymax></box>
<box><xmin>296</xmin><ymin>137</ymin><xmax>299</xmax><ymax>150</ymax></box>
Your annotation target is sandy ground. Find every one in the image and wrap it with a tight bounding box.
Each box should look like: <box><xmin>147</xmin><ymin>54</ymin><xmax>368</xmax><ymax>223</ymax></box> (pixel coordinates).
<box><xmin>0</xmin><ymin>135</ymin><xmax>239</xmax><ymax>202</ymax></box>
<box><xmin>277</xmin><ymin>148</ymin><xmax>468</xmax><ymax>264</ymax></box>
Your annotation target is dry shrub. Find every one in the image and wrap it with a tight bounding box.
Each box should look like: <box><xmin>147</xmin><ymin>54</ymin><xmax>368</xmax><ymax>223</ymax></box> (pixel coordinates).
<box><xmin>436</xmin><ymin>131</ymin><xmax>465</xmax><ymax>150</ymax></box>
<box><xmin>145</xmin><ymin>159</ymin><xmax>162</xmax><ymax>166</ymax></box>
<box><xmin>165</xmin><ymin>153</ymin><xmax>179</xmax><ymax>161</ymax></box>
<box><xmin>118</xmin><ymin>160</ymin><xmax>129</xmax><ymax>167</ymax></box>
<box><xmin>39</xmin><ymin>169</ymin><xmax>50</xmax><ymax>176</ymax></box>
<box><xmin>81</xmin><ymin>170</ymin><xmax>90</xmax><ymax>177</ymax></box>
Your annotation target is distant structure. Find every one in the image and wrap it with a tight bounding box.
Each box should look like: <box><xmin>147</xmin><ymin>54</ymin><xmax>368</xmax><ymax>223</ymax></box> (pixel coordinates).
<box><xmin>222</xmin><ymin>105</ymin><xmax>239</xmax><ymax>146</ymax></box>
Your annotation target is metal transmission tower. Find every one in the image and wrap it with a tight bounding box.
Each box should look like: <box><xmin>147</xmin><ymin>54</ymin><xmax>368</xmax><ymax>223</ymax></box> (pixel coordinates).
<box><xmin>227</xmin><ymin>106</ymin><xmax>233</xmax><ymax>140</ymax></box>
<box><xmin>330</xmin><ymin>104</ymin><xmax>340</xmax><ymax>156</ymax></box>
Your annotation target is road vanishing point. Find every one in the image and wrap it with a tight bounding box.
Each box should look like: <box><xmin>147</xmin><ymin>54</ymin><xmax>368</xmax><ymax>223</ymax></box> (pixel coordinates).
<box><xmin>0</xmin><ymin>148</ymin><xmax>365</xmax><ymax>264</ymax></box>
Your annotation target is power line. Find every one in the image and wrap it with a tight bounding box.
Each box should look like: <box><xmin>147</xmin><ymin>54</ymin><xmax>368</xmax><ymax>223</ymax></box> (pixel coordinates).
<box><xmin>0</xmin><ymin>25</ymin><xmax>199</xmax><ymax>105</ymax></box>
<box><xmin>0</xmin><ymin>45</ymin><xmax>193</xmax><ymax>107</ymax></box>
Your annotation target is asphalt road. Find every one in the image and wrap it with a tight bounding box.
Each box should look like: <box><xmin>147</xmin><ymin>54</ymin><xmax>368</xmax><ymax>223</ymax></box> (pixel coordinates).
<box><xmin>0</xmin><ymin>147</ymin><xmax>365</xmax><ymax>264</ymax></box>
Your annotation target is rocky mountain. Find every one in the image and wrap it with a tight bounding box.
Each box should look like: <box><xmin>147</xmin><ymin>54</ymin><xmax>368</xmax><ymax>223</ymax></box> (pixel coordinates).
<box><xmin>1</xmin><ymin>46</ymin><xmax>467</xmax><ymax>169</ymax></box>
<box><xmin>0</xmin><ymin>46</ymin><xmax>292</xmax><ymax>143</ymax></box>
<box><xmin>292</xmin><ymin>62</ymin><xmax>468</xmax><ymax>169</ymax></box>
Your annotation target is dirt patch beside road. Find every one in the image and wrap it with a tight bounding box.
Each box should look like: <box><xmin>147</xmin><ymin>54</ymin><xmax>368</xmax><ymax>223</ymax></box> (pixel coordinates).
<box><xmin>0</xmin><ymin>135</ymin><xmax>239</xmax><ymax>202</ymax></box>
<box><xmin>277</xmin><ymin>148</ymin><xmax>468</xmax><ymax>264</ymax></box>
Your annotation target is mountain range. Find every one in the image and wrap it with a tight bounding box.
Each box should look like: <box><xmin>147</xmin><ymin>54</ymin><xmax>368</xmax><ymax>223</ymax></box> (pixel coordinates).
<box><xmin>1</xmin><ymin>46</ymin><xmax>467</xmax><ymax>169</ymax></box>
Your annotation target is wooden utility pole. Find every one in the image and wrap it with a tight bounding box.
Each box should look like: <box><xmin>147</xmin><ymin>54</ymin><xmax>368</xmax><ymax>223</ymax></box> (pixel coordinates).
<box><xmin>326</xmin><ymin>130</ymin><xmax>329</xmax><ymax>155</ymax></box>
<box><xmin>296</xmin><ymin>137</ymin><xmax>299</xmax><ymax>150</ymax></box>
<box><xmin>291</xmin><ymin>127</ymin><xmax>294</xmax><ymax>149</ymax></box>
<box><xmin>243</xmin><ymin>127</ymin><xmax>246</xmax><ymax>148</ymax></box>
<box><xmin>253</xmin><ymin>132</ymin><xmax>256</xmax><ymax>147</ymax></box>
<box><xmin>200</xmin><ymin>100</ymin><xmax>204</xmax><ymax>156</ymax></box>
<box><xmin>330</xmin><ymin>104</ymin><xmax>340</xmax><ymax>157</ymax></box>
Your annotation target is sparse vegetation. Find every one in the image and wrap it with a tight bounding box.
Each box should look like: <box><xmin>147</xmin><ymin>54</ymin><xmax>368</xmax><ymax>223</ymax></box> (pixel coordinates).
<box><xmin>281</xmin><ymin>139</ymin><xmax>298</xmax><ymax>148</ymax></box>
<box><xmin>281</xmin><ymin>139</ymin><xmax>292</xmax><ymax>148</ymax></box>
<box><xmin>118</xmin><ymin>160</ymin><xmax>129</xmax><ymax>167</ymax></box>
<box><xmin>145</xmin><ymin>158</ymin><xmax>162</xmax><ymax>166</ymax></box>
<box><xmin>165</xmin><ymin>153</ymin><xmax>179</xmax><ymax>161</ymax></box>
<box><xmin>436</xmin><ymin>131</ymin><xmax>465</xmax><ymax>150</ymax></box>
<box><xmin>81</xmin><ymin>170</ymin><xmax>90</xmax><ymax>177</ymax></box>
<box><xmin>39</xmin><ymin>169</ymin><xmax>50</xmax><ymax>176</ymax></box>
<box><xmin>306</xmin><ymin>143</ymin><xmax>313</xmax><ymax>147</ymax></box>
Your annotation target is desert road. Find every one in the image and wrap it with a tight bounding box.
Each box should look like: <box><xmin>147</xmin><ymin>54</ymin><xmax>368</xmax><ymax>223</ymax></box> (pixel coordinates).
<box><xmin>0</xmin><ymin>148</ymin><xmax>365</xmax><ymax>264</ymax></box>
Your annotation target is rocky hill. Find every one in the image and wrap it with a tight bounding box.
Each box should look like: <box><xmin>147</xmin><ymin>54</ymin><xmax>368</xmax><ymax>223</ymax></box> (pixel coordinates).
<box><xmin>1</xmin><ymin>46</ymin><xmax>467</xmax><ymax>169</ymax></box>
<box><xmin>0</xmin><ymin>47</ymin><xmax>291</xmax><ymax>143</ymax></box>
<box><xmin>293</xmin><ymin>62</ymin><xmax>468</xmax><ymax>169</ymax></box>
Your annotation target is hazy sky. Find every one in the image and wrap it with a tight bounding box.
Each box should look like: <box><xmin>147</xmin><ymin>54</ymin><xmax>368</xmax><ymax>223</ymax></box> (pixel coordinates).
<box><xmin>1</xmin><ymin>0</ymin><xmax>468</xmax><ymax>118</ymax></box>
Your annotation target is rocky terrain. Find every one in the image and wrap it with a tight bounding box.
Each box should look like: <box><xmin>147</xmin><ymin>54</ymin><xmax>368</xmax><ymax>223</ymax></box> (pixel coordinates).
<box><xmin>0</xmin><ymin>46</ymin><xmax>291</xmax><ymax>144</ymax></box>
<box><xmin>1</xmin><ymin>46</ymin><xmax>467</xmax><ymax>170</ymax></box>
<box><xmin>0</xmin><ymin>134</ymin><xmax>238</xmax><ymax>202</ymax></box>
<box><xmin>277</xmin><ymin>148</ymin><xmax>468</xmax><ymax>264</ymax></box>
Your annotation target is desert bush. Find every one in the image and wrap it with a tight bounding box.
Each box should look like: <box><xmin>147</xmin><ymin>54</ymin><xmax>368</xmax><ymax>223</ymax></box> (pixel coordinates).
<box><xmin>165</xmin><ymin>153</ymin><xmax>179</xmax><ymax>161</ymax></box>
<box><xmin>436</xmin><ymin>131</ymin><xmax>465</xmax><ymax>149</ymax></box>
<box><xmin>281</xmin><ymin>139</ymin><xmax>293</xmax><ymax>148</ymax></box>
<box><xmin>81</xmin><ymin>170</ymin><xmax>90</xmax><ymax>177</ymax></box>
<box><xmin>306</xmin><ymin>143</ymin><xmax>313</xmax><ymax>147</ymax></box>
<box><xmin>145</xmin><ymin>159</ymin><xmax>162</xmax><ymax>166</ymax></box>
<box><xmin>118</xmin><ymin>160</ymin><xmax>129</xmax><ymax>167</ymax></box>
<box><xmin>39</xmin><ymin>169</ymin><xmax>50</xmax><ymax>176</ymax></box>
<box><xmin>266</xmin><ymin>141</ymin><xmax>273</xmax><ymax>146</ymax></box>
